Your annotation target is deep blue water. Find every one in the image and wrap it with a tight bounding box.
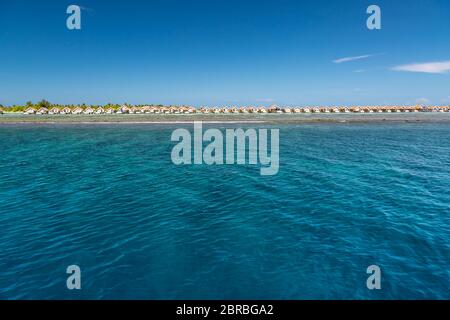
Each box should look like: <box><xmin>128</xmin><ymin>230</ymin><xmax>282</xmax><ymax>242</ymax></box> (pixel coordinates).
<box><xmin>0</xmin><ymin>123</ymin><xmax>449</xmax><ymax>299</ymax></box>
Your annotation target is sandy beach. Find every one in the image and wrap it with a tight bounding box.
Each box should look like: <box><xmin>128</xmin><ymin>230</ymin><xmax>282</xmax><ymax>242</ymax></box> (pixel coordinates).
<box><xmin>1</xmin><ymin>112</ymin><xmax>450</xmax><ymax>124</ymax></box>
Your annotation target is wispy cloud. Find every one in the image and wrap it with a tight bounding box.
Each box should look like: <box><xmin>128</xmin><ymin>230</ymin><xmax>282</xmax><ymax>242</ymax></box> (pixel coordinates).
<box><xmin>392</xmin><ymin>61</ymin><xmax>450</xmax><ymax>74</ymax></box>
<box><xmin>353</xmin><ymin>69</ymin><xmax>366</xmax><ymax>73</ymax></box>
<box><xmin>415</xmin><ymin>98</ymin><xmax>430</xmax><ymax>105</ymax></box>
<box><xmin>333</xmin><ymin>54</ymin><xmax>375</xmax><ymax>64</ymax></box>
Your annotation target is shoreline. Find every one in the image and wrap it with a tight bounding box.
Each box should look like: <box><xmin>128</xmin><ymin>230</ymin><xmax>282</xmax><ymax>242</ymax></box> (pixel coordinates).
<box><xmin>1</xmin><ymin>113</ymin><xmax>450</xmax><ymax>125</ymax></box>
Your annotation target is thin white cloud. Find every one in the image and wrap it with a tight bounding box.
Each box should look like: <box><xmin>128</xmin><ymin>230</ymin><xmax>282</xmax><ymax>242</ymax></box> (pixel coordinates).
<box><xmin>333</xmin><ymin>54</ymin><xmax>374</xmax><ymax>64</ymax></box>
<box><xmin>392</xmin><ymin>61</ymin><xmax>450</xmax><ymax>74</ymax></box>
<box><xmin>353</xmin><ymin>69</ymin><xmax>366</xmax><ymax>73</ymax></box>
<box><xmin>415</xmin><ymin>98</ymin><xmax>430</xmax><ymax>105</ymax></box>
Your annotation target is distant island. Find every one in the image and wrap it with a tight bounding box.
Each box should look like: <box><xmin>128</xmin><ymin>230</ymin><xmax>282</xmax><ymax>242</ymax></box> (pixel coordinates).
<box><xmin>1</xmin><ymin>99</ymin><xmax>449</xmax><ymax>115</ymax></box>
<box><xmin>1</xmin><ymin>100</ymin><xmax>450</xmax><ymax>124</ymax></box>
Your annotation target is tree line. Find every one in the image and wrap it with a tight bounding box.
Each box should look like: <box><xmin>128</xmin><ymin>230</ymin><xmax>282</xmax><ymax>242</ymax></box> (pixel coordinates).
<box><xmin>0</xmin><ymin>100</ymin><xmax>166</xmax><ymax>112</ymax></box>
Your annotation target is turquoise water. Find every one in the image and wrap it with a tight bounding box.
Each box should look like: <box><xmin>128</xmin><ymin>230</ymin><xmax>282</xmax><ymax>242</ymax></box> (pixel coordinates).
<box><xmin>0</xmin><ymin>123</ymin><xmax>449</xmax><ymax>299</ymax></box>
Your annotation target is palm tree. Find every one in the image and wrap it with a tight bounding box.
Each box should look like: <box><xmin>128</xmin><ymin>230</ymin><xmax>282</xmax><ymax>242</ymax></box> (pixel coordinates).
<box><xmin>37</xmin><ymin>99</ymin><xmax>51</xmax><ymax>108</ymax></box>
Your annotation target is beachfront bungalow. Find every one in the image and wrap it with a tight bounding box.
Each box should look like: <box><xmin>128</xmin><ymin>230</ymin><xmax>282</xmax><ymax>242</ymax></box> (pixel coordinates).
<box><xmin>83</xmin><ymin>107</ymin><xmax>94</xmax><ymax>114</ymax></box>
<box><xmin>151</xmin><ymin>107</ymin><xmax>160</xmax><ymax>114</ymax></box>
<box><xmin>139</xmin><ymin>106</ymin><xmax>150</xmax><ymax>113</ymax></box>
<box><xmin>105</xmin><ymin>107</ymin><xmax>115</xmax><ymax>114</ymax></box>
<box><xmin>312</xmin><ymin>107</ymin><xmax>320</xmax><ymax>113</ymax></box>
<box><xmin>176</xmin><ymin>107</ymin><xmax>184</xmax><ymax>114</ymax></box>
<box><xmin>267</xmin><ymin>105</ymin><xmax>280</xmax><ymax>113</ymax></box>
<box><xmin>283</xmin><ymin>107</ymin><xmax>292</xmax><ymax>113</ymax></box>
<box><xmin>71</xmin><ymin>107</ymin><xmax>83</xmax><ymax>114</ymax></box>
<box><xmin>239</xmin><ymin>107</ymin><xmax>249</xmax><ymax>113</ymax></box>
<box><xmin>0</xmin><ymin>107</ymin><xmax>4</xmax><ymax>114</ymax></box>
<box><xmin>178</xmin><ymin>107</ymin><xmax>187</xmax><ymax>114</ymax></box>
<box><xmin>257</xmin><ymin>107</ymin><xmax>267</xmax><ymax>113</ymax></box>
<box><xmin>160</xmin><ymin>106</ymin><xmax>168</xmax><ymax>113</ymax></box>
<box><xmin>230</xmin><ymin>107</ymin><xmax>239</xmax><ymax>114</ymax></box>
<box><xmin>167</xmin><ymin>107</ymin><xmax>177</xmax><ymax>114</ymax></box>
<box><xmin>160</xmin><ymin>107</ymin><xmax>169</xmax><ymax>114</ymax></box>
<box><xmin>24</xmin><ymin>107</ymin><xmax>36</xmax><ymax>114</ymax></box>
<box><xmin>119</xmin><ymin>105</ymin><xmax>130</xmax><ymax>114</ymax></box>
<box><xmin>179</xmin><ymin>106</ymin><xmax>189</xmax><ymax>114</ymax></box>
<box><xmin>128</xmin><ymin>107</ymin><xmax>138</xmax><ymax>114</ymax></box>
<box><xmin>36</xmin><ymin>107</ymin><xmax>49</xmax><ymax>115</ymax></box>
<box><xmin>59</xmin><ymin>107</ymin><xmax>71</xmax><ymax>115</ymax></box>
<box><xmin>293</xmin><ymin>107</ymin><xmax>301</xmax><ymax>113</ymax></box>
<box><xmin>331</xmin><ymin>107</ymin><xmax>340</xmax><ymax>113</ymax></box>
<box><xmin>49</xmin><ymin>107</ymin><xmax>61</xmax><ymax>115</ymax></box>
<box><xmin>302</xmin><ymin>107</ymin><xmax>311</xmax><ymax>113</ymax></box>
<box><xmin>95</xmin><ymin>107</ymin><xmax>105</xmax><ymax>114</ymax></box>
<box><xmin>401</xmin><ymin>107</ymin><xmax>410</xmax><ymax>113</ymax></box>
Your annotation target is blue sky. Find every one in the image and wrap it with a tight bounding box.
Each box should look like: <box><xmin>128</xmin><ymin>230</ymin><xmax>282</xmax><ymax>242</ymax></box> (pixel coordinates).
<box><xmin>0</xmin><ymin>0</ymin><xmax>449</xmax><ymax>106</ymax></box>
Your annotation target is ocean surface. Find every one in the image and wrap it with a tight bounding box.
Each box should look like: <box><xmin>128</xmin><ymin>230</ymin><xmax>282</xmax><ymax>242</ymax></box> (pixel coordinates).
<box><xmin>0</xmin><ymin>122</ymin><xmax>449</xmax><ymax>299</ymax></box>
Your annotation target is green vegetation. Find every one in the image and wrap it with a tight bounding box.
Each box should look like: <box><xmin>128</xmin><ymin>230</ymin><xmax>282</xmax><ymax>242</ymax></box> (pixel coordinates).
<box><xmin>0</xmin><ymin>100</ymin><xmax>160</xmax><ymax>112</ymax></box>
